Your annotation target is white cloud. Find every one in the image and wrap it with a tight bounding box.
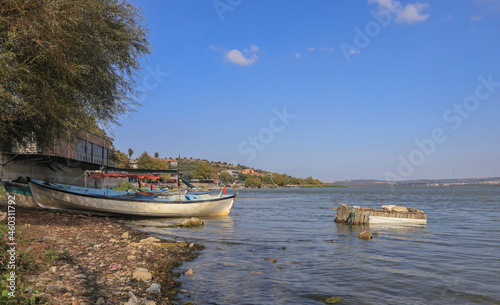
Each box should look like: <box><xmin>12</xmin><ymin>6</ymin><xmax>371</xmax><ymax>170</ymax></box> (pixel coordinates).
<box><xmin>395</xmin><ymin>3</ymin><xmax>430</xmax><ymax>24</ymax></box>
<box><xmin>319</xmin><ymin>47</ymin><xmax>334</xmax><ymax>52</ymax></box>
<box><xmin>295</xmin><ymin>53</ymin><xmax>301</xmax><ymax>59</ymax></box>
<box><xmin>442</xmin><ymin>14</ymin><xmax>453</xmax><ymax>21</ymax></box>
<box><xmin>471</xmin><ymin>15</ymin><xmax>482</xmax><ymax>21</ymax></box>
<box><xmin>245</xmin><ymin>45</ymin><xmax>259</xmax><ymax>53</ymax></box>
<box><xmin>369</xmin><ymin>0</ymin><xmax>430</xmax><ymax>24</ymax></box>
<box><xmin>368</xmin><ymin>0</ymin><xmax>399</xmax><ymax>10</ymax></box>
<box><xmin>211</xmin><ymin>45</ymin><xmax>260</xmax><ymax>66</ymax></box>
<box><xmin>307</xmin><ymin>47</ymin><xmax>334</xmax><ymax>53</ymax></box>
<box><xmin>225</xmin><ymin>49</ymin><xmax>258</xmax><ymax>66</ymax></box>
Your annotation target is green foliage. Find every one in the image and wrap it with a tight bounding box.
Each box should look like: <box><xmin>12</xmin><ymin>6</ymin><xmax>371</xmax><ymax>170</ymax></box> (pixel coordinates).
<box><xmin>238</xmin><ymin>173</ymin><xmax>249</xmax><ymax>182</ymax></box>
<box><xmin>193</xmin><ymin>162</ymin><xmax>213</xmax><ymax>179</ymax></box>
<box><xmin>0</xmin><ymin>0</ymin><xmax>151</xmax><ymax>148</ymax></box>
<box><xmin>220</xmin><ymin>171</ymin><xmax>234</xmax><ymax>184</ymax></box>
<box><xmin>137</xmin><ymin>151</ymin><xmax>153</xmax><ymax>169</ymax></box>
<box><xmin>109</xmin><ymin>148</ymin><xmax>130</xmax><ymax>168</ymax></box>
<box><xmin>128</xmin><ymin>148</ymin><xmax>134</xmax><ymax>158</ymax></box>
<box><xmin>260</xmin><ymin>175</ymin><xmax>274</xmax><ymax>185</ymax></box>
<box><xmin>0</xmin><ymin>225</ymin><xmax>50</xmax><ymax>304</ymax></box>
<box><xmin>136</xmin><ymin>151</ymin><xmax>169</xmax><ymax>170</ymax></box>
<box><xmin>135</xmin><ymin>155</ymin><xmax>323</xmax><ymax>187</ymax></box>
<box><xmin>272</xmin><ymin>173</ymin><xmax>284</xmax><ymax>186</ymax></box>
<box><xmin>113</xmin><ymin>181</ymin><xmax>135</xmax><ymax>191</ymax></box>
<box><xmin>245</xmin><ymin>176</ymin><xmax>262</xmax><ymax>188</ymax></box>
<box><xmin>0</xmin><ymin>276</ymin><xmax>38</xmax><ymax>304</ymax></box>
<box><xmin>0</xmin><ymin>186</ymin><xmax>5</xmax><ymax>200</ymax></box>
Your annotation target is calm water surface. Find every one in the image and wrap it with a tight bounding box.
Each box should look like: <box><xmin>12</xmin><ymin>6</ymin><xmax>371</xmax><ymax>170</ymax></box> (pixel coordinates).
<box><xmin>131</xmin><ymin>187</ymin><xmax>500</xmax><ymax>304</ymax></box>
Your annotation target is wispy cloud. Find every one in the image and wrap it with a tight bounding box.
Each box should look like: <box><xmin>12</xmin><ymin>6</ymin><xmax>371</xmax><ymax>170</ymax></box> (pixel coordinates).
<box><xmin>442</xmin><ymin>14</ymin><xmax>453</xmax><ymax>21</ymax></box>
<box><xmin>396</xmin><ymin>3</ymin><xmax>430</xmax><ymax>23</ymax></box>
<box><xmin>319</xmin><ymin>47</ymin><xmax>335</xmax><ymax>52</ymax></box>
<box><xmin>369</xmin><ymin>0</ymin><xmax>430</xmax><ymax>24</ymax></box>
<box><xmin>307</xmin><ymin>47</ymin><xmax>334</xmax><ymax>53</ymax></box>
<box><xmin>471</xmin><ymin>15</ymin><xmax>482</xmax><ymax>21</ymax></box>
<box><xmin>295</xmin><ymin>53</ymin><xmax>301</xmax><ymax>59</ymax></box>
<box><xmin>368</xmin><ymin>0</ymin><xmax>399</xmax><ymax>10</ymax></box>
<box><xmin>211</xmin><ymin>45</ymin><xmax>260</xmax><ymax>66</ymax></box>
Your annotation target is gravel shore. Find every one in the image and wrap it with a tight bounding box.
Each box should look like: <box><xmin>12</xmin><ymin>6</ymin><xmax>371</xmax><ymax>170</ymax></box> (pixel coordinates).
<box><xmin>1</xmin><ymin>204</ymin><xmax>203</xmax><ymax>305</ymax></box>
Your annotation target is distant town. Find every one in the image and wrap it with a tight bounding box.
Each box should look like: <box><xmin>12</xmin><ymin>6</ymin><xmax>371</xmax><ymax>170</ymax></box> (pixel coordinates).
<box><xmin>324</xmin><ymin>177</ymin><xmax>500</xmax><ymax>187</ymax></box>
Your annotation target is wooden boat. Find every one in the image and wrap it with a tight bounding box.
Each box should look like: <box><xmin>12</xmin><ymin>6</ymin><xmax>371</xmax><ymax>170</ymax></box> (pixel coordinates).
<box><xmin>368</xmin><ymin>215</ymin><xmax>427</xmax><ymax>225</ymax></box>
<box><xmin>334</xmin><ymin>204</ymin><xmax>427</xmax><ymax>225</ymax></box>
<box><xmin>2</xmin><ymin>180</ymin><xmax>38</xmax><ymax>208</ymax></box>
<box><xmin>27</xmin><ymin>178</ymin><xmax>236</xmax><ymax>217</ymax></box>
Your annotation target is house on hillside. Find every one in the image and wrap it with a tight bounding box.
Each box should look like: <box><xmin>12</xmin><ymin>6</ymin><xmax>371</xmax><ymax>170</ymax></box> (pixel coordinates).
<box><xmin>166</xmin><ymin>159</ymin><xmax>177</xmax><ymax>166</ymax></box>
<box><xmin>225</xmin><ymin>170</ymin><xmax>240</xmax><ymax>179</ymax></box>
<box><xmin>241</xmin><ymin>168</ymin><xmax>255</xmax><ymax>175</ymax></box>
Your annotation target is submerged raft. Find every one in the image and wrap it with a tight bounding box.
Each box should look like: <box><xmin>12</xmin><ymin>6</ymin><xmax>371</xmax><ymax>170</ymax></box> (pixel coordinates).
<box><xmin>333</xmin><ymin>204</ymin><xmax>427</xmax><ymax>225</ymax></box>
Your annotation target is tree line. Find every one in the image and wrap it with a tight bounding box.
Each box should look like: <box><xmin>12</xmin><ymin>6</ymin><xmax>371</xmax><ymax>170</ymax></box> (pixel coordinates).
<box><xmin>109</xmin><ymin>149</ymin><xmax>322</xmax><ymax>187</ymax></box>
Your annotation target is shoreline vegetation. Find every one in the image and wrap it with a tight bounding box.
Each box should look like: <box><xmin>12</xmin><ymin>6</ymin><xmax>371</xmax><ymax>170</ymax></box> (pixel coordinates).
<box><xmin>0</xmin><ymin>204</ymin><xmax>203</xmax><ymax>305</ymax></box>
<box><xmin>109</xmin><ymin>151</ymin><xmax>327</xmax><ymax>189</ymax></box>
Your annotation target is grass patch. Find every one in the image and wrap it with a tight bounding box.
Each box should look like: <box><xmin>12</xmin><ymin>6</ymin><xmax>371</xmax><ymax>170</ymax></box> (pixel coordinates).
<box><xmin>112</xmin><ymin>181</ymin><xmax>136</xmax><ymax>192</ymax></box>
<box><xmin>0</xmin><ymin>224</ymin><xmax>51</xmax><ymax>304</ymax></box>
<box><xmin>0</xmin><ymin>186</ymin><xmax>6</xmax><ymax>200</ymax></box>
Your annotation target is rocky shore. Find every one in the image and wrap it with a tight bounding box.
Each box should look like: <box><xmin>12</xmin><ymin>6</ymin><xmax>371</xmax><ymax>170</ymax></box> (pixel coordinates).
<box><xmin>0</xmin><ymin>204</ymin><xmax>203</xmax><ymax>305</ymax></box>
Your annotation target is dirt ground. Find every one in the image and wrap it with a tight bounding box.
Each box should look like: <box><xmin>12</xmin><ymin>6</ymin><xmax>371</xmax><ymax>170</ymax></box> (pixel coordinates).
<box><xmin>1</xmin><ymin>205</ymin><xmax>203</xmax><ymax>305</ymax></box>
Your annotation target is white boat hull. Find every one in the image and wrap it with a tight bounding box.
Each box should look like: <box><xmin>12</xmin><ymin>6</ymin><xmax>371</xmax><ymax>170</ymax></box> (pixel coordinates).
<box><xmin>28</xmin><ymin>180</ymin><xmax>236</xmax><ymax>217</ymax></box>
<box><xmin>2</xmin><ymin>181</ymin><xmax>38</xmax><ymax>208</ymax></box>
<box><xmin>368</xmin><ymin>215</ymin><xmax>427</xmax><ymax>224</ymax></box>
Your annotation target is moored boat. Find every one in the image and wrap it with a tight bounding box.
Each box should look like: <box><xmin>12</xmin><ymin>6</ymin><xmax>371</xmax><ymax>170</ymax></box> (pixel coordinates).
<box><xmin>27</xmin><ymin>178</ymin><xmax>236</xmax><ymax>217</ymax></box>
<box><xmin>2</xmin><ymin>179</ymin><xmax>38</xmax><ymax>208</ymax></box>
<box><xmin>334</xmin><ymin>204</ymin><xmax>427</xmax><ymax>225</ymax></box>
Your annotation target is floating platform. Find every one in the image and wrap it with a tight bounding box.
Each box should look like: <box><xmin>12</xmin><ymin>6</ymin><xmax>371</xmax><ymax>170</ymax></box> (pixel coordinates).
<box><xmin>333</xmin><ymin>205</ymin><xmax>427</xmax><ymax>225</ymax></box>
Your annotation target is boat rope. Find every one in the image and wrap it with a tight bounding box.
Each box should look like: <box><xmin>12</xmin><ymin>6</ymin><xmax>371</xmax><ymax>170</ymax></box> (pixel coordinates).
<box><xmin>67</xmin><ymin>173</ymin><xmax>86</xmax><ymax>186</ymax></box>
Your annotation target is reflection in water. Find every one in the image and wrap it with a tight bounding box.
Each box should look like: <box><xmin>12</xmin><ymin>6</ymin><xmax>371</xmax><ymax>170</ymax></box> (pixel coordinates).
<box><xmin>130</xmin><ymin>187</ymin><xmax>500</xmax><ymax>305</ymax></box>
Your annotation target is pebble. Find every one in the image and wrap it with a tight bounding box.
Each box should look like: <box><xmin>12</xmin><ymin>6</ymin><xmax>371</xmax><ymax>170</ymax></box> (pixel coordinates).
<box><xmin>140</xmin><ymin>237</ymin><xmax>161</xmax><ymax>244</ymax></box>
<box><xmin>185</xmin><ymin>269</ymin><xmax>194</xmax><ymax>276</ymax></box>
<box><xmin>132</xmin><ymin>268</ymin><xmax>152</xmax><ymax>282</ymax></box>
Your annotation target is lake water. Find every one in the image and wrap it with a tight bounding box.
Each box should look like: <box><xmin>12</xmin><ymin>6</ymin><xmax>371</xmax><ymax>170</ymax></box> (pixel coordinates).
<box><xmin>132</xmin><ymin>187</ymin><xmax>500</xmax><ymax>305</ymax></box>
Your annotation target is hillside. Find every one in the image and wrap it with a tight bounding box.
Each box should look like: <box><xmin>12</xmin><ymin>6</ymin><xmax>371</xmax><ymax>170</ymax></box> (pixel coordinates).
<box><xmin>109</xmin><ymin>150</ymin><xmax>323</xmax><ymax>188</ymax></box>
<box><xmin>324</xmin><ymin>177</ymin><xmax>500</xmax><ymax>187</ymax></box>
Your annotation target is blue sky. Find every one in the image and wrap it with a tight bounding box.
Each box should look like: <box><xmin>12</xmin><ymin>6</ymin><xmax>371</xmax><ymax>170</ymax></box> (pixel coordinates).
<box><xmin>112</xmin><ymin>0</ymin><xmax>500</xmax><ymax>181</ymax></box>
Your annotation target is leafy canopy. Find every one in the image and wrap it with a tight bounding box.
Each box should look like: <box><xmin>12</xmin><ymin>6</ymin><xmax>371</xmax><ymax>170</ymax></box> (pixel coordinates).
<box><xmin>0</xmin><ymin>0</ymin><xmax>150</xmax><ymax>148</ymax></box>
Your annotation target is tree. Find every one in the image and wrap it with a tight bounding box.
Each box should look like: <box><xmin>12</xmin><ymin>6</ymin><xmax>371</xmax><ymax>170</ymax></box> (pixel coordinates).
<box><xmin>151</xmin><ymin>157</ymin><xmax>169</xmax><ymax>170</ymax></box>
<box><xmin>261</xmin><ymin>175</ymin><xmax>274</xmax><ymax>185</ymax></box>
<box><xmin>304</xmin><ymin>176</ymin><xmax>322</xmax><ymax>185</ymax></box>
<box><xmin>220</xmin><ymin>171</ymin><xmax>234</xmax><ymax>185</ymax></box>
<box><xmin>272</xmin><ymin>173</ymin><xmax>284</xmax><ymax>186</ymax></box>
<box><xmin>109</xmin><ymin>148</ymin><xmax>130</xmax><ymax>168</ymax></box>
<box><xmin>154</xmin><ymin>152</ymin><xmax>159</xmax><ymax>158</ymax></box>
<box><xmin>238</xmin><ymin>173</ymin><xmax>249</xmax><ymax>182</ymax></box>
<box><xmin>245</xmin><ymin>176</ymin><xmax>262</xmax><ymax>188</ymax></box>
<box><xmin>128</xmin><ymin>148</ymin><xmax>134</xmax><ymax>158</ymax></box>
<box><xmin>137</xmin><ymin>152</ymin><xmax>153</xmax><ymax>169</ymax></box>
<box><xmin>0</xmin><ymin>0</ymin><xmax>150</xmax><ymax>148</ymax></box>
<box><xmin>193</xmin><ymin>162</ymin><xmax>213</xmax><ymax>179</ymax></box>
